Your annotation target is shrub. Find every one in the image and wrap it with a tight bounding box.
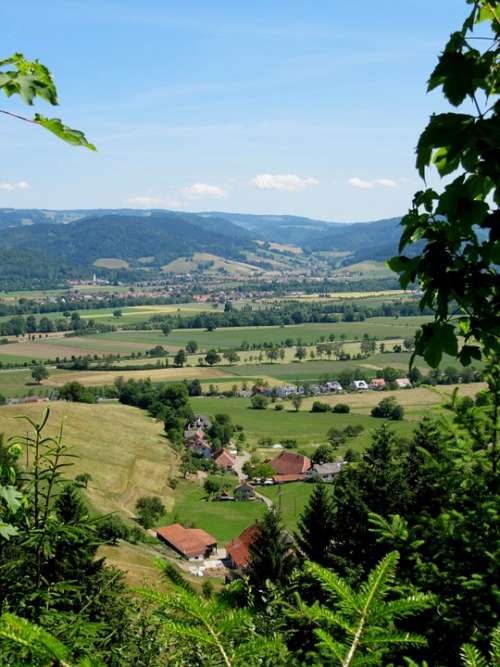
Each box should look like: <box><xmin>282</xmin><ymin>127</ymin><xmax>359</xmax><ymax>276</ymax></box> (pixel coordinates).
<box><xmin>251</xmin><ymin>394</ymin><xmax>268</xmax><ymax>410</ymax></box>
<box><xmin>343</xmin><ymin>424</ymin><xmax>365</xmax><ymax>439</ymax></box>
<box><xmin>135</xmin><ymin>495</ymin><xmax>166</xmax><ymax>529</ymax></box>
<box><xmin>371</xmin><ymin>397</ymin><xmax>404</xmax><ymax>421</ymax></box>
<box><xmin>311</xmin><ymin>401</ymin><xmax>331</xmax><ymax>413</ymax></box>
<box><xmin>332</xmin><ymin>403</ymin><xmax>350</xmax><ymax>414</ymax></box>
<box><xmin>274</xmin><ymin>403</ymin><xmax>284</xmax><ymax>411</ymax></box>
<box><xmin>97</xmin><ymin>515</ymin><xmax>130</xmax><ymax>544</ymax></box>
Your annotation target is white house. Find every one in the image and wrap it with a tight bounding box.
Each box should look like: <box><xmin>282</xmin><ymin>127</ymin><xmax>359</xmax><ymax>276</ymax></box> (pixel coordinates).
<box><xmin>395</xmin><ymin>378</ymin><xmax>412</xmax><ymax>389</ymax></box>
<box><xmin>276</xmin><ymin>384</ymin><xmax>298</xmax><ymax>398</ymax></box>
<box><xmin>351</xmin><ymin>380</ymin><xmax>369</xmax><ymax>391</ymax></box>
<box><xmin>326</xmin><ymin>381</ymin><xmax>343</xmax><ymax>393</ymax></box>
<box><xmin>308</xmin><ymin>461</ymin><xmax>345</xmax><ymax>481</ymax></box>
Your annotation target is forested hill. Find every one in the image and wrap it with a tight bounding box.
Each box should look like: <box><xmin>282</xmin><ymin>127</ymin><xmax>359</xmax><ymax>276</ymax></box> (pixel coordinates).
<box><xmin>0</xmin><ymin>213</ymin><xmax>253</xmax><ymax>266</ymax></box>
<box><xmin>0</xmin><ymin>208</ymin><xmax>408</xmax><ymax>282</ymax></box>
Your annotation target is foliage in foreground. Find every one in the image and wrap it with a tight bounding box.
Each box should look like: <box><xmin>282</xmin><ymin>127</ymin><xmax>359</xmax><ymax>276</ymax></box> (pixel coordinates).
<box><xmin>389</xmin><ymin>0</ymin><xmax>499</xmax><ymax>367</ymax></box>
<box><xmin>0</xmin><ymin>53</ymin><xmax>95</xmax><ymax>149</ymax></box>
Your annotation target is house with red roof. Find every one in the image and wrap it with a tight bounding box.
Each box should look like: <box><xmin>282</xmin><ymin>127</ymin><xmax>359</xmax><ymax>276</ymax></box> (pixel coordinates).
<box><xmin>156</xmin><ymin>523</ymin><xmax>217</xmax><ymax>560</ymax></box>
<box><xmin>270</xmin><ymin>450</ymin><xmax>311</xmax><ymax>483</ymax></box>
<box><xmin>214</xmin><ymin>448</ymin><xmax>236</xmax><ymax>470</ymax></box>
<box><xmin>369</xmin><ymin>378</ymin><xmax>386</xmax><ymax>390</ymax></box>
<box><xmin>226</xmin><ymin>523</ymin><xmax>261</xmax><ymax>569</ymax></box>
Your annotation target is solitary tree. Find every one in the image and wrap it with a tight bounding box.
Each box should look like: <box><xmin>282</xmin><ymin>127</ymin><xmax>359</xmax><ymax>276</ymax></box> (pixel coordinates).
<box><xmin>291</xmin><ymin>395</ymin><xmax>303</xmax><ymax>412</ymax></box>
<box><xmin>205</xmin><ymin>349</ymin><xmax>221</xmax><ymax>366</ymax></box>
<box><xmin>31</xmin><ymin>365</ymin><xmax>48</xmax><ymax>385</ymax></box>
<box><xmin>174</xmin><ymin>349</ymin><xmax>187</xmax><ymax>367</ymax></box>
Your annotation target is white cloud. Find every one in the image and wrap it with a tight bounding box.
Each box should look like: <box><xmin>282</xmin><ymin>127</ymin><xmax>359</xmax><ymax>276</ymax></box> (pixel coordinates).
<box><xmin>125</xmin><ymin>195</ymin><xmax>182</xmax><ymax>208</ymax></box>
<box><xmin>374</xmin><ymin>178</ymin><xmax>397</xmax><ymax>188</ymax></box>
<box><xmin>348</xmin><ymin>177</ymin><xmax>398</xmax><ymax>190</ymax></box>
<box><xmin>182</xmin><ymin>183</ymin><xmax>227</xmax><ymax>199</ymax></box>
<box><xmin>250</xmin><ymin>173</ymin><xmax>319</xmax><ymax>192</ymax></box>
<box><xmin>348</xmin><ymin>177</ymin><xmax>374</xmax><ymax>190</ymax></box>
<box><xmin>0</xmin><ymin>180</ymin><xmax>30</xmax><ymax>191</ymax></box>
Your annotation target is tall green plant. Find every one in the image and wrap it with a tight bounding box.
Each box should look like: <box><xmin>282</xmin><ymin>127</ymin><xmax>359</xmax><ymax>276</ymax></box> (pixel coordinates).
<box><xmin>388</xmin><ymin>0</ymin><xmax>499</xmax><ymax>367</ymax></box>
<box><xmin>295</xmin><ymin>552</ymin><xmax>432</xmax><ymax>667</ymax></box>
<box><xmin>140</xmin><ymin>562</ymin><xmax>288</xmax><ymax>666</ymax></box>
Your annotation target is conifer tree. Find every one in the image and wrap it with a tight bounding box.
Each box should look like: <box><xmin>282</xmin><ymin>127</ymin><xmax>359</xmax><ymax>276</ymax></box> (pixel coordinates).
<box><xmin>247</xmin><ymin>507</ymin><xmax>297</xmax><ymax>593</ymax></box>
<box><xmin>296</xmin><ymin>482</ymin><xmax>335</xmax><ymax>566</ymax></box>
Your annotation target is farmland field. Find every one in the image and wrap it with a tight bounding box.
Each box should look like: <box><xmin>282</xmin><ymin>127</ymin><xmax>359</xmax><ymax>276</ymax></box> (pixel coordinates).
<box><xmin>259</xmin><ymin>483</ymin><xmax>314</xmax><ymax>530</ymax></box>
<box><xmin>164</xmin><ymin>481</ymin><xmax>266</xmax><ymax>543</ymax></box>
<box><xmin>92</xmin><ymin>316</ymin><xmax>431</xmax><ymax>351</ymax></box>
<box><xmin>0</xmin><ymin>401</ymin><xmax>177</xmax><ymax>516</ymax></box>
<box><xmin>190</xmin><ymin>396</ymin><xmax>416</xmax><ymax>448</ymax></box>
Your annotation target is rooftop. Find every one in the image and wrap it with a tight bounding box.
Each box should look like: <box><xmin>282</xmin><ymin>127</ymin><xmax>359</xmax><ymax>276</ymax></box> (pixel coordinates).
<box><xmin>270</xmin><ymin>450</ymin><xmax>311</xmax><ymax>475</ymax></box>
<box><xmin>226</xmin><ymin>524</ymin><xmax>261</xmax><ymax>568</ymax></box>
<box><xmin>156</xmin><ymin>523</ymin><xmax>217</xmax><ymax>558</ymax></box>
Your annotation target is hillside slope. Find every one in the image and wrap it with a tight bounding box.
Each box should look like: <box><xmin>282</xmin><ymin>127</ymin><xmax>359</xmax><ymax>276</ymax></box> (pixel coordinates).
<box><xmin>0</xmin><ymin>402</ymin><xmax>177</xmax><ymax>516</ymax></box>
<box><xmin>1</xmin><ymin>213</ymin><xmax>254</xmax><ymax>267</ymax></box>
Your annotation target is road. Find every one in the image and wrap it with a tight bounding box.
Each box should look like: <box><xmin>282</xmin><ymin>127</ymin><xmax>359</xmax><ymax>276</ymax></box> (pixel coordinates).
<box><xmin>233</xmin><ymin>452</ymin><xmax>273</xmax><ymax>508</ymax></box>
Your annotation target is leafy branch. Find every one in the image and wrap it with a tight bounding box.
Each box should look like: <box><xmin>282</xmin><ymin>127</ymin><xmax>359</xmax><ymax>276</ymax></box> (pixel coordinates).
<box><xmin>0</xmin><ymin>52</ymin><xmax>95</xmax><ymax>150</ymax></box>
<box><xmin>388</xmin><ymin>0</ymin><xmax>499</xmax><ymax>367</ymax></box>
<box><xmin>295</xmin><ymin>552</ymin><xmax>433</xmax><ymax>667</ymax></box>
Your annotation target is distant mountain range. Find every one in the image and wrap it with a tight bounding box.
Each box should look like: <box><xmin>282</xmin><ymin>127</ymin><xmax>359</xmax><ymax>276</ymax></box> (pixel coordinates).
<box><xmin>0</xmin><ymin>208</ymin><xmax>407</xmax><ymax>284</ymax></box>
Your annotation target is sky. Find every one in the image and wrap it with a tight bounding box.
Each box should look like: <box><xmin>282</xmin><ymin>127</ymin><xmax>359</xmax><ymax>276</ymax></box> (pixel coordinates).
<box><xmin>1</xmin><ymin>1</ymin><xmax>469</xmax><ymax>221</ymax></box>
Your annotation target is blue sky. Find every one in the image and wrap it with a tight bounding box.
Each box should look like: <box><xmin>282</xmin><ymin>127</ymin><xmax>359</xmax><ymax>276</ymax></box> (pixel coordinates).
<box><xmin>1</xmin><ymin>1</ymin><xmax>468</xmax><ymax>221</ymax></box>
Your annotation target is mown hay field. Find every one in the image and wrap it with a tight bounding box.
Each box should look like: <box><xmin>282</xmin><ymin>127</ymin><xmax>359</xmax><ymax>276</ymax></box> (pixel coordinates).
<box><xmin>0</xmin><ymin>401</ymin><xmax>177</xmax><ymax>516</ymax></box>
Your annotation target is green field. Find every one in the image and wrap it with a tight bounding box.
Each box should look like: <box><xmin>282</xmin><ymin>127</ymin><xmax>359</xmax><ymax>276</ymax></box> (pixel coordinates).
<box><xmin>229</xmin><ymin>350</ymin><xmax>471</xmax><ymax>381</ymax></box>
<box><xmin>190</xmin><ymin>396</ymin><xmax>415</xmax><ymax>448</ymax></box>
<box><xmin>0</xmin><ymin>301</ymin><xmax>223</xmax><ymax>328</ymax></box>
<box><xmin>91</xmin><ymin>316</ymin><xmax>431</xmax><ymax>352</ymax></box>
<box><xmin>164</xmin><ymin>481</ymin><xmax>266</xmax><ymax>543</ymax></box>
<box><xmin>259</xmin><ymin>483</ymin><xmax>314</xmax><ymax>530</ymax></box>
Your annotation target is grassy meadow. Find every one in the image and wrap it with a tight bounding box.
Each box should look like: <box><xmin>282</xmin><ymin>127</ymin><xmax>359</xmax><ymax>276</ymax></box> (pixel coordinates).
<box><xmin>164</xmin><ymin>481</ymin><xmax>266</xmax><ymax>543</ymax></box>
<box><xmin>0</xmin><ymin>401</ymin><xmax>177</xmax><ymax>516</ymax></box>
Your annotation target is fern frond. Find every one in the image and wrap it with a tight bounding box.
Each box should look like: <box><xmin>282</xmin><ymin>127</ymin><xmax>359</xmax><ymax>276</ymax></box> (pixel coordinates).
<box><xmin>305</xmin><ymin>560</ymin><xmax>357</xmax><ymax>608</ymax></box>
<box><xmin>460</xmin><ymin>643</ymin><xmax>489</xmax><ymax>667</ymax></box>
<box><xmin>0</xmin><ymin>612</ymin><xmax>69</xmax><ymax>662</ymax></box>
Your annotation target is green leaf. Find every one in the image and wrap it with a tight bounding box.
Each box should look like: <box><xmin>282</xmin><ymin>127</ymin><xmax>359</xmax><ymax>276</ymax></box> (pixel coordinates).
<box><xmin>34</xmin><ymin>114</ymin><xmax>96</xmax><ymax>150</ymax></box>
<box><xmin>0</xmin><ymin>484</ymin><xmax>23</xmax><ymax>512</ymax></box>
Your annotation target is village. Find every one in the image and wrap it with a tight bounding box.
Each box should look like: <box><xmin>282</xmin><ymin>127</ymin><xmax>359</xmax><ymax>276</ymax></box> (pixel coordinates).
<box><xmin>153</xmin><ymin>410</ymin><xmax>347</xmax><ymax>578</ymax></box>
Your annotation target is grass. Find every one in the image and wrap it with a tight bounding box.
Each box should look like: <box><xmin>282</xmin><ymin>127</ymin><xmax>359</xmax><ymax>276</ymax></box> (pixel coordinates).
<box><xmin>0</xmin><ymin>401</ymin><xmax>177</xmax><ymax>516</ymax></box>
<box><xmin>164</xmin><ymin>480</ymin><xmax>266</xmax><ymax>543</ymax></box>
<box><xmin>162</xmin><ymin>253</ymin><xmax>261</xmax><ymax>275</ymax></box>
<box><xmin>93</xmin><ymin>258</ymin><xmax>130</xmax><ymax>269</ymax></box>
<box><xmin>92</xmin><ymin>317</ymin><xmax>431</xmax><ymax>353</ymax></box>
<box><xmin>259</xmin><ymin>483</ymin><xmax>314</xmax><ymax>531</ymax></box>
<box><xmin>189</xmin><ymin>396</ymin><xmax>414</xmax><ymax>448</ymax></box>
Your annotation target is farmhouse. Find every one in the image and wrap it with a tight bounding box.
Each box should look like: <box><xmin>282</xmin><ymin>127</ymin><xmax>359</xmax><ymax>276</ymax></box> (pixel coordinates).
<box><xmin>226</xmin><ymin>523</ymin><xmax>261</xmax><ymax>569</ymax></box>
<box><xmin>270</xmin><ymin>451</ymin><xmax>311</xmax><ymax>483</ymax></box>
<box><xmin>369</xmin><ymin>378</ymin><xmax>386</xmax><ymax>390</ymax></box>
<box><xmin>395</xmin><ymin>378</ymin><xmax>412</xmax><ymax>389</ymax></box>
<box><xmin>156</xmin><ymin>523</ymin><xmax>217</xmax><ymax>560</ymax></box>
<box><xmin>275</xmin><ymin>384</ymin><xmax>298</xmax><ymax>398</ymax></box>
<box><xmin>325</xmin><ymin>381</ymin><xmax>343</xmax><ymax>393</ymax></box>
<box><xmin>186</xmin><ymin>437</ymin><xmax>213</xmax><ymax>458</ymax></box>
<box><xmin>351</xmin><ymin>380</ymin><xmax>369</xmax><ymax>391</ymax></box>
<box><xmin>214</xmin><ymin>448</ymin><xmax>236</xmax><ymax>470</ymax></box>
<box><xmin>308</xmin><ymin>461</ymin><xmax>345</xmax><ymax>481</ymax></box>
